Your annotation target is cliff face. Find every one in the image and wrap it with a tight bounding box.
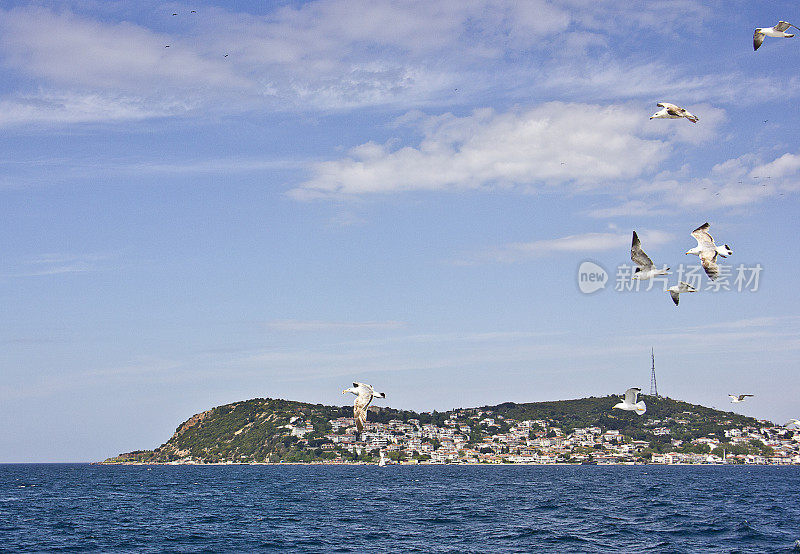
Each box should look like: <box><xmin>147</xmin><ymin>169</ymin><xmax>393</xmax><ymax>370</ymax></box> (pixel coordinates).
<box><xmin>171</xmin><ymin>409</ymin><xmax>212</xmax><ymax>440</ymax></box>
<box><xmin>102</xmin><ymin>395</ymin><xmax>767</xmax><ymax>464</ymax></box>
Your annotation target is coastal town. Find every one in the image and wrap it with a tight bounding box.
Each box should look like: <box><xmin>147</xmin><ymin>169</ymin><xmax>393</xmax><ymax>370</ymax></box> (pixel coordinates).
<box><xmin>271</xmin><ymin>409</ymin><xmax>800</xmax><ymax>466</ymax></box>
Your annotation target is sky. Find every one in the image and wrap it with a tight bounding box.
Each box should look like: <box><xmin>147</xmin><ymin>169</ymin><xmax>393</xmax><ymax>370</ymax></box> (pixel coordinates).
<box><xmin>2</xmin><ymin>0</ymin><xmax>800</xmax><ymax>462</ymax></box>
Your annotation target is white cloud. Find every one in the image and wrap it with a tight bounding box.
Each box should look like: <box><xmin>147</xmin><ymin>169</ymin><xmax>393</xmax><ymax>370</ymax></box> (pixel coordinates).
<box><xmin>590</xmin><ymin>149</ymin><xmax>800</xmax><ymax>216</ymax></box>
<box><xmin>291</xmin><ymin>103</ymin><xmax>672</xmax><ymax>198</ymax></box>
<box><xmin>750</xmin><ymin>152</ymin><xmax>800</xmax><ymax>180</ymax></box>
<box><xmin>0</xmin><ymin>91</ymin><xmax>193</xmax><ymax>126</ymax></box>
<box><xmin>2</xmin><ymin>1</ymin><xmax>783</xmax><ymax>125</ymax></box>
<box><xmin>13</xmin><ymin>253</ymin><xmax>110</xmax><ymax>277</ymax></box>
<box><xmin>0</xmin><ymin>6</ymin><xmax>246</xmax><ymax>91</ymax></box>
<box><xmin>458</xmin><ymin>229</ymin><xmax>672</xmax><ymax>264</ymax></box>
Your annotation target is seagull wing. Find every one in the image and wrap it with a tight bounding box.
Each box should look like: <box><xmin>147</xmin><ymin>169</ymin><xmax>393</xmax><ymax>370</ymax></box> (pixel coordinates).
<box><xmin>657</xmin><ymin>102</ymin><xmax>678</xmax><ymax>110</ymax></box>
<box><xmin>754</xmin><ymin>30</ymin><xmax>765</xmax><ymax>50</ymax></box>
<box><xmin>631</xmin><ymin>231</ymin><xmax>654</xmax><ymax>269</ymax></box>
<box><xmin>670</xmin><ymin>290</ymin><xmax>680</xmax><ymax>306</ymax></box>
<box><xmin>775</xmin><ymin>21</ymin><xmax>792</xmax><ymax>32</ymax></box>
<box><xmin>691</xmin><ymin>222</ymin><xmax>715</xmax><ymax>246</ymax></box>
<box><xmin>682</xmin><ymin>110</ymin><xmax>699</xmax><ymax>123</ymax></box>
<box><xmin>624</xmin><ymin>388</ymin><xmax>640</xmax><ymax>405</ymax></box>
<box><xmin>682</xmin><ymin>281</ymin><xmax>697</xmax><ymax>293</ymax></box>
<box><xmin>699</xmin><ymin>250</ymin><xmax>719</xmax><ymax>280</ymax></box>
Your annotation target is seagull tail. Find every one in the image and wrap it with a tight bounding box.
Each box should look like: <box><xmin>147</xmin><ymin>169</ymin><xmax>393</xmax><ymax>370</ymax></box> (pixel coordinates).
<box><xmin>635</xmin><ymin>401</ymin><xmax>646</xmax><ymax>416</ymax></box>
<box><xmin>717</xmin><ymin>244</ymin><xmax>732</xmax><ymax>257</ymax></box>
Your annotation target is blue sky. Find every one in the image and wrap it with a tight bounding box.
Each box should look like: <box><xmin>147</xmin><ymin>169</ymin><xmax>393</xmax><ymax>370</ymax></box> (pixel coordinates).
<box><xmin>2</xmin><ymin>0</ymin><xmax>800</xmax><ymax>462</ymax></box>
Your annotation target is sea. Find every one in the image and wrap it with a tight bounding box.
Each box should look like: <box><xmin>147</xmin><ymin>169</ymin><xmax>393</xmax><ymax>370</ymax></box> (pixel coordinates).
<box><xmin>1</xmin><ymin>464</ymin><xmax>798</xmax><ymax>552</ymax></box>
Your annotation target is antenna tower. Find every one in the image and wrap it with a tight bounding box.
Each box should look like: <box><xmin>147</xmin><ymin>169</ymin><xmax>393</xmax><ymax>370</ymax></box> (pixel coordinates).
<box><xmin>649</xmin><ymin>348</ymin><xmax>658</xmax><ymax>397</ymax></box>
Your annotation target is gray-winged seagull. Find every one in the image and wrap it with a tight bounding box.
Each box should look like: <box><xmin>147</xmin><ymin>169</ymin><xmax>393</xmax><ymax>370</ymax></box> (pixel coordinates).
<box><xmin>686</xmin><ymin>222</ymin><xmax>732</xmax><ymax>280</ymax></box>
<box><xmin>667</xmin><ymin>281</ymin><xmax>697</xmax><ymax>306</ymax></box>
<box><xmin>342</xmin><ymin>382</ymin><xmax>385</xmax><ymax>433</ymax></box>
<box><xmin>728</xmin><ymin>394</ymin><xmax>754</xmax><ymax>403</ymax></box>
<box><xmin>613</xmin><ymin>387</ymin><xmax>646</xmax><ymax>415</ymax></box>
<box><xmin>650</xmin><ymin>102</ymin><xmax>698</xmax><ymax>123</ymax></box>
<box><xmin>631</xmin><ymin>231</ymin><xmax>669</xmax><ymax>280</ymax></box>
<box><xmin>754</xmin><ymin>21</ymin><xmax>798</xmax><ymax>50</ymax></box>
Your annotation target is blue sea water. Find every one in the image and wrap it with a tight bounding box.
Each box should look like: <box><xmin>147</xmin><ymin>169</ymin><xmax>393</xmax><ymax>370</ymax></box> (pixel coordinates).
<box><xmin>1</xmin><ymin>464</ymin><xmax>798</xmax><ymax>552</ymax></box>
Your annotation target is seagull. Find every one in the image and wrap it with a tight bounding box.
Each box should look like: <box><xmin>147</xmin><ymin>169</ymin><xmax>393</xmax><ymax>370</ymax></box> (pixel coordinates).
<box><xmin>785</xmin><ymin>419</ymin><xmax>800</xmax><ymax>429</ymax></box>
<box><xmin>631</xmin><ymin>231</ymin><xmax>669</xmax><ymax>280</ymax></box>
<box><xmin>613</xmin><ymin>388</ymin><xmax>646</xmax><ymax>415</ymax></box>
<box><xmin>729</xmin><ymin>394</ymin><xmax>754</xmax><ymax>403</ymax></box>
<box><xmin>342</xmin><ymin>382</ymin><xmax>385</xmax><ymax>433</ymax></box>
<box><xmin>754</xmin><ymin>21</ymin><xmax>798</xmax><ymax>51</ymax></box>
<box><xmin>650</xmin><ymin>102</ymin><xmax>698</xmax><ymax>123</ymax></box>
<box><xmin>667</xmin><ymin>281</ymin><xmax>697</xmax><ymax>306</ymax></box>
<box><xmin>686</xmin><ymin>222</ymin><xmax>732</xmax><ymax>280</ymax></box>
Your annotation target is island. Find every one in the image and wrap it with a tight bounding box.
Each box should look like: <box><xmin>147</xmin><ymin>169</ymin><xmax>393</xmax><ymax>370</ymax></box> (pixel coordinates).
<box><xmin>102</xmin><ymin>395</ymin><xmax>799</xmax><ymax>465</ymax></box>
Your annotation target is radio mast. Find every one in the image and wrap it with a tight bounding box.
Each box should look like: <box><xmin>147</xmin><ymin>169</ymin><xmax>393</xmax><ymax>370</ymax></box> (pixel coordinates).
<box><xmin>649</xmin><ymin>348</ymin><xmax>658</xmax><ymax>397</ymax></box>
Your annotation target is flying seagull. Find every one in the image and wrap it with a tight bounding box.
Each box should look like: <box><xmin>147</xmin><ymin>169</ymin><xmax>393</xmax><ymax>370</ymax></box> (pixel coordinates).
<box><xmin>667</xmin><ymin>281</ymin><xmax>697</xmax><ymax>306</ymax></box>
<box><xmin>754</xmin><ymin>21</ymin><xmax>798</xmax><ymax>51</ymax></box>
<box><xmin>613</xmin><ymin>388</ymin><xmax>646</xmax><ymax>415</ymax></box>
<box><xmin>786</xmin><ymin>419</ymin><xmax>800</xmax><ymax>429</ymax></box>
<box><xmin>686</xmin><ymin>222</ymin><xmax>732</xmax><ymax>280</ymax></box>
<box><xmin>342</xmin><ymin>382</ymin><xmax>385</xmax><ymax>433</ymax></box>
<box><xmin>650</xmin><ymin>102</ymin><xmax>698</xmax><ymax>123</ymax></box>
<box><xmin>729</xmin><ymin>394</ymin><xmax>754</xmax><ymax>403</ymax></box>
<box><xmin>631</xmin><ymin>231</ymin><xmax>669</xmax><ymax>280</ymax></box>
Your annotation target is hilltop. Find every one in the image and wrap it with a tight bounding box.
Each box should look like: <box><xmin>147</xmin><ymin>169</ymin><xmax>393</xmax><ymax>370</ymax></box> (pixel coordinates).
<box><xmin>102</xmin><ymin>395</ymin><xmax>783</xmax><ymax>465</ymax></box>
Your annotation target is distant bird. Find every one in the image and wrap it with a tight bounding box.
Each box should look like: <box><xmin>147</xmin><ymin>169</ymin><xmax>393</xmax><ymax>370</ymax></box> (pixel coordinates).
<box><xmin>729</xmin><ymin>394</ymin><xmax>754</xmax><ymax>403</ymax></box>
<box><xmin>667</xmin><ymin>281</ymin><xmax>697</xmax><ymax>306</ymax></box>
<box><xmin>191</xmin><ymin>10</ymin><xmax>197</xmax><ymax>13</ymax></box>
<box><xmin>754</xmin><ymin>21</ymin><xmax>798</xmax><ymax>51</ymax></box>
<box><xmin>172</xmin><ymin>13</ymin><xmax>177</xmax><ymax>16</ymax></box>
<box><xmin>342</xmin><ymin>382</ymin><xmax>385</xmax><ymax>433</ymax></box>
<box><xmin>631</xmin><ymin>231</ymin><xmax>669</xmax><ymax>280</ymax></box>
<box><xmin>650</xmin><ymin>102</ymin><xmax>698</xmax><ymax>123</ymax></box>
<box><xmin>613</xmin><ymin>388</ymin><xmax>646</xmax><ymax>415</ymax></box>
<box><xmin>686</xmin><ymin>222</ymin><xmax>732</xmax><ymax>280</ymax></box>
<box><xmin>785</xmin><ymin>419</ymin><xmax>800</xmax><ymax>429</ymax></box>
<box><xmin>224</xmin><ymin>54</ymin><xmax>229</xmax><ymax>57</ymax></box>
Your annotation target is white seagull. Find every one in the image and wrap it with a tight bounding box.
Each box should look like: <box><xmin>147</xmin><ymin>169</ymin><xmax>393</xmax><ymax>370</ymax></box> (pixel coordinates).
<box><xmin>650</xmin><ymin>102</ymin><xmax>699</xmax><ymax>123</ymax></box>
<box><xmin>613</xmin><ymin>388</ymin><xmax>646</xmax><ymax>416</ymax></box>
<box><xmin>631</xmin><ymin>231</ymin><xmax>669</xmax><ymax>280</ymax></box>
<box><xmin>342</xmin><ymin>382</ymin><xmax>385</xmax><ymax>433</ymax></box>
<box><xmin>729</xmin><ymin>394</ymin><xmax>754</xmax><ymax>403</ymax></box>
<box><xmin>667</xmin><ymin>281</ymin><xmax>697</xmax><ymax>306</ymax></box>
<box><xmin>754</xmin><ymin>21</ymin><xmax>798</xmax><ymax>51</ymax></box>
<box><xmin>785</xmin><ymin>419</ymin><xmax>800</xmax><ymax>430</ymax></box>
<box><xmin>686</xmin><ymin>222</ymin><xmax>732</xmax><ymax>280</ymax></box>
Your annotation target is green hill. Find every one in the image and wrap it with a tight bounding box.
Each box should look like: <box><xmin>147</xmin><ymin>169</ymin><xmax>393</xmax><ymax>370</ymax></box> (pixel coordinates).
<box><xmin>102</xmin><ymin>395</ymin><xmax>768</xmax><ymax>464</ymax></box>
